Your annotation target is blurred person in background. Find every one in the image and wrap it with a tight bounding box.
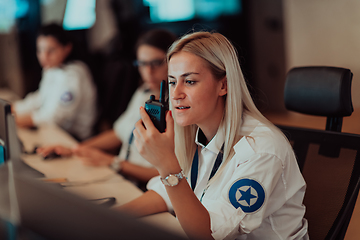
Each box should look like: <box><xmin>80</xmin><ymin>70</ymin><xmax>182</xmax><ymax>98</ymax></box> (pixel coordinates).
<box><xmin>13</xmin><ymin>23</ymin><xmax>97</xmax><ymax>141</ymax></box>
<box><xmin>37</xmin><ymin>29</ymin><xmax>177</xmax><ymax>186</ymax></box>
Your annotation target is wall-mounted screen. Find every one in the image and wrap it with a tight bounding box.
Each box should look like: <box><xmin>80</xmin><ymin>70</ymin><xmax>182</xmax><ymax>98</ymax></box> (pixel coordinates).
<box><xmin>143</xmin><ymin>0</ymin><xmax>241</xmax><ymax>23</ymax></box>
<box><xmin>63</xmin><ymin>0</ymin><xmax>96</xmax><ymax>30</ymax></box>
<box><xmin>0</xmin><ymin>0</ymin><xmax>29</xmax><ymax>33</ymax></box>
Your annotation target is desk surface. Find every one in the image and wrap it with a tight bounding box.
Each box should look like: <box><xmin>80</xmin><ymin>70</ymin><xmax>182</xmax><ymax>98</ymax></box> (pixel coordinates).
<box><xmin>17</xmin><ymin>125</ymin><xmax>186</xmax><ymax>238</ymax></box>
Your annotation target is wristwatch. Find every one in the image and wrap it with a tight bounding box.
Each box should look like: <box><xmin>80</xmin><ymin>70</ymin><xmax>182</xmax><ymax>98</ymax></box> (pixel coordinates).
<box><xmin>161</xmin><ymin>170</ymin><xmax>185</xmax><ymax>187</ymax></box>
<box><xmin>110</xmin><ymin>157</ymin><xmax>123</xmax><ymax>172</ymax></box>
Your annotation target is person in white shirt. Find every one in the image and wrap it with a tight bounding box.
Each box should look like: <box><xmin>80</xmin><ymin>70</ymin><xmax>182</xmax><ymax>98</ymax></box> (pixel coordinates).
<box><xmin>37</xmin><ymin>29</ymin><xmax>177</xmax><ymax>184</ymax></box>
<box><xmin>117</xmin><ymin>31</ymin><xmax>309</xmax><ymax>240</ymax></box>
<box><xmin>13</xmin><ymin>23</ymin><xmax>97</xmax><ymax>141</ymax></box>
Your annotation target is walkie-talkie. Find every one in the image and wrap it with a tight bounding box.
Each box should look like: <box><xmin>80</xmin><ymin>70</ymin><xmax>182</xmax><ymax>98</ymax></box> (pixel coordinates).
<box><xmin>145</xmin><ymin>80</ymin><xmax>168</xmax><ymax>133</ymax></box>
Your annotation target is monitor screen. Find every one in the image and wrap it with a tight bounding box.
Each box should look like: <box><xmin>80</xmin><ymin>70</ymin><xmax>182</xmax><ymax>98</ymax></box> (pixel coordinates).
<box><xmin>0</xmin><ymin>164</ymin><xmax>16</xmax><ymax>240</ymax></box>
<box><xmin>13</xmin><ymin>174</ymin><xmax>186</xmax><ymax>240</ymax></box>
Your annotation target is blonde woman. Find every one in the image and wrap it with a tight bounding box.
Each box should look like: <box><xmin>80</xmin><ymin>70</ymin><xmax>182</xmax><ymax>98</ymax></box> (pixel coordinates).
<box><xmin>118</xmin><ymin>32</ymin><xmax>309</xmax><ymax>240</ymax></box>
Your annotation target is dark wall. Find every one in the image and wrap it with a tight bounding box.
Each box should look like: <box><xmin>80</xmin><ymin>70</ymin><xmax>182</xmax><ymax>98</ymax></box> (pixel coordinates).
<box><xmin>108</xmin><ymin>0</ymin><xmax>286</xmax><ymax>113</ymax></box>
<box><xmin>15</xmin><ymin>0</ymin><xmax>287</xmax><ymax>127</ymax></box>
<box><xmin>245</xmin><ymin>0</ymin><xmax>287</xmax><ymax>113</ymax></box>
<box><xmin>16</xmin><ymin>0</ymin><xmax>42</xmax><ymax>96</ymax></box>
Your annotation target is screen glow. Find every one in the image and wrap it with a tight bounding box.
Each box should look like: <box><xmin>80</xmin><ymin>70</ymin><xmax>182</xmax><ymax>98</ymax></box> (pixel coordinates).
<box><xmin>0</xmin><ymin>0</ymin><xmax>29</xmax><ymax>33</ymax></box>
<box><xmin>0</xmin><ymin>139</ymin><xmax>5</xmax><ymax>165</ymax></box>
<box><xmin>63</xmin><ymin>0</ymin><xmax>96</xmax><ymax>30</ymax></box>
<box><xmin>144</xmin><ymin>0</ymin><xmax>194</xmax><ymax>23</ymax></box>
<box><xmin>143</xmin><ymin>0</ymin><xmax>241</xmax><ymax>23</ymax></box>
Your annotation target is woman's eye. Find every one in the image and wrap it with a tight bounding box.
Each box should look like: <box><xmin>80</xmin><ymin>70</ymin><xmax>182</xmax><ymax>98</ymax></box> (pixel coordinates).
<box><xmin>185</xmin><ymin>80</ymin><xmax>196</xmax><ymax>85</ymax></box>
<box><xmin>168</xmin><ymin>81</ymin><xmax>176</xmax><ymax>86</ymax></box>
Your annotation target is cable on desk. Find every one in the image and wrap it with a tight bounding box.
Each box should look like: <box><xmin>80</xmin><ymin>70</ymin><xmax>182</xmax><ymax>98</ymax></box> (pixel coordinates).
<box><xmin>60</xmin><ymin>173</ymin><xmax>117</xmax><ymax>187</ymax></box>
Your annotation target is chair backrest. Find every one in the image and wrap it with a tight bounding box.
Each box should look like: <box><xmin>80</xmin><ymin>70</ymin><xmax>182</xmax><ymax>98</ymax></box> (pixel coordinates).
<box><xmin>277</xmin><ymin>66</ymin><xmax>358</xmax><ymax>240</ymax></box>
<box><xmin>284</xmin><ymin>66</ymin><xmax>353</xmax><ymax>132</ymax></box>
<box><xmin>279</xmin><ymin>125</ymin><xmax>360</xmax><ymax>240</ymax></box>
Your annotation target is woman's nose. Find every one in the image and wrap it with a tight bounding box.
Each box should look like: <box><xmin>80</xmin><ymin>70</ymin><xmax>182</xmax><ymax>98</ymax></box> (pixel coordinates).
<box><xmin>39</xmin><ymin>52</ymin><xmax>49</xmax><ymax>61</ymax></box>
<box><xmin>141</xmin><ymin>65</ymin><xmax>155</xmax><ymax>76</ymax></box>
<box><xmin>171</xmin><ymin>84</ymin><xmax>185</xmax><ymax>101</ymax></box>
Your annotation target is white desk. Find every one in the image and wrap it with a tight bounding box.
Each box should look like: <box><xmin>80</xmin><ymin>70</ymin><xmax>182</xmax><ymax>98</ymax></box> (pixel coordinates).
<box><xmin>17</xmin><ymin>125</ymin><xmax>187</xmax><ymax>238</ymax></box>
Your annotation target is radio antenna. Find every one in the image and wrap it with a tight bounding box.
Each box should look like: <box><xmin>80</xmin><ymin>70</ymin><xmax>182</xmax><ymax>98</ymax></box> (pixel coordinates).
<box><xmin>159</xmin><ymin>80</ymin><xmax>166</xmax><ymax>104</ymax></box>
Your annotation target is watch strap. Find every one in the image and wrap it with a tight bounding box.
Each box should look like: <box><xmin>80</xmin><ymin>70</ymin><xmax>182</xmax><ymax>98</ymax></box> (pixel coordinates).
<box><xmin>110</xmin><ymin>156</ymin><xmax>123</xmax><ymax>172</ymax></box>
<box><xmin>161</xmin><ymin>170</ymin><xmax>185</xmax><ymax>187</ymax></box>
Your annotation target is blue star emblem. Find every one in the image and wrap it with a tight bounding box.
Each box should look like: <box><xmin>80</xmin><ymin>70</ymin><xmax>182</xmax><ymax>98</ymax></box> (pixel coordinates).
<box><xmin>229</xmin><ymin>178</ymin><xmax>265</xmax><ymax>213</ymax></box>
<box><xmin>238</xmin><ymin>187</ymin><xmax>257</xmax><ymax>206</ymax></box>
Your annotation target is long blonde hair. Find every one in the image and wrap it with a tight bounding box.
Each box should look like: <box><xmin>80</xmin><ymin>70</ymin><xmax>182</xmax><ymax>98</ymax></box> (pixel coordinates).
<box><xmin>167</xmin><ymin>31</ymin><xmax>281</xmax><ymax>180</ymax></box>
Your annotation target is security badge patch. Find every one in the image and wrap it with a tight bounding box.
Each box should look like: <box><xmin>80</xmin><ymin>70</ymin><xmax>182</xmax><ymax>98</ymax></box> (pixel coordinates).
<box><xmin>60</xmin><ymin>91</ymin><xmax>74</xmax><ymax>104</ymax></box>
<box><xmin>228</xmin><ymin>178</ymin><xmax>265</xmax><ymax>213</ymax></box>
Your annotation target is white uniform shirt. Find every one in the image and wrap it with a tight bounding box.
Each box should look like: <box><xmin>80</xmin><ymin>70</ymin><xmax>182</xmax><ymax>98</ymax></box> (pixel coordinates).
<box><xmin>147</xmin><ymin>114</ymin><xmax>309</xmax><ymax>240</ymax></box>
<box><xmin>14</xmin><ymin>61</ymin><xmax>97</xmax><ymax>140</ymax></box>
<box><xmin>113</xmin><ymin>85</ymin><xmax>153</xmax><ymax>168</ymax></box>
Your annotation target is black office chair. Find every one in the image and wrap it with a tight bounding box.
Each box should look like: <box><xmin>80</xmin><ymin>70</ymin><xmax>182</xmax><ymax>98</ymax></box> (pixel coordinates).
<box><xmin>277</xmin><ymin>66</ymin><xmax>360</xmax><ymax>240</ymax></box>
<box><xmin>284</xmin><ymin>66</ymin><xmax>353</xmax><ymax>132</ymax></box>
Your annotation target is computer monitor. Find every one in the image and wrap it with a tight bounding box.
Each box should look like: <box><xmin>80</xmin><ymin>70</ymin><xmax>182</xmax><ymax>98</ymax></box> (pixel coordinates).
<box><xmin>0</xmin><ymin>99</ymin><xmax>11</xmax><ymax>165</ymax></box>
<box><xmin>13</xmin><ymin>173</ymin><xmax>186</xmax><ymax>240</ymax></box>
<box><xmin>6</xmin><ymin>111</ymin><xmax>44</xmax><ymax>178</ymax></box>
<box><xmin>0</xmin><ymin>163</ymin><xmax>13</xmax><ymax>240</ymax></box>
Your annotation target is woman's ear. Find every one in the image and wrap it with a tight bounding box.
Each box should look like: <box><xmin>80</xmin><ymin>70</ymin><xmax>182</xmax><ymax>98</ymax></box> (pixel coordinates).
<box><xmin>218</xmin><ymin>76</ymin><xmax>227</xmax><ymax>97</ymax></box>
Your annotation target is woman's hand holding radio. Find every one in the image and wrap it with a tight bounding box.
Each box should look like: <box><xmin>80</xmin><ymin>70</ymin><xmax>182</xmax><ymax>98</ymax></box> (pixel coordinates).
<box><xmin>134</xmin><ymin>107</ymin><xmax>181</xmax><ymax>177</ymax></box>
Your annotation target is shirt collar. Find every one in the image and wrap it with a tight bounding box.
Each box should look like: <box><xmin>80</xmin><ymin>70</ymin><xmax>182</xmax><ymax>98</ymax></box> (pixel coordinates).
<box><xmin>194</xmin><ymin>113</ymin><xmax>261</xmax><ymax>155</ymax></box>
<box><xmin>195</xmin><ymin>123</ymin><xmax>226</xmax><ymax>154</ymax></box>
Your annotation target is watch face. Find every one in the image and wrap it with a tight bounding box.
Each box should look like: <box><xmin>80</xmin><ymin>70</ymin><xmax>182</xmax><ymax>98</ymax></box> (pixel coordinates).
<box><xmin>167</xmin><ymin>175</ymin><xmax>179</xmax><ymax>186</ymax></box>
